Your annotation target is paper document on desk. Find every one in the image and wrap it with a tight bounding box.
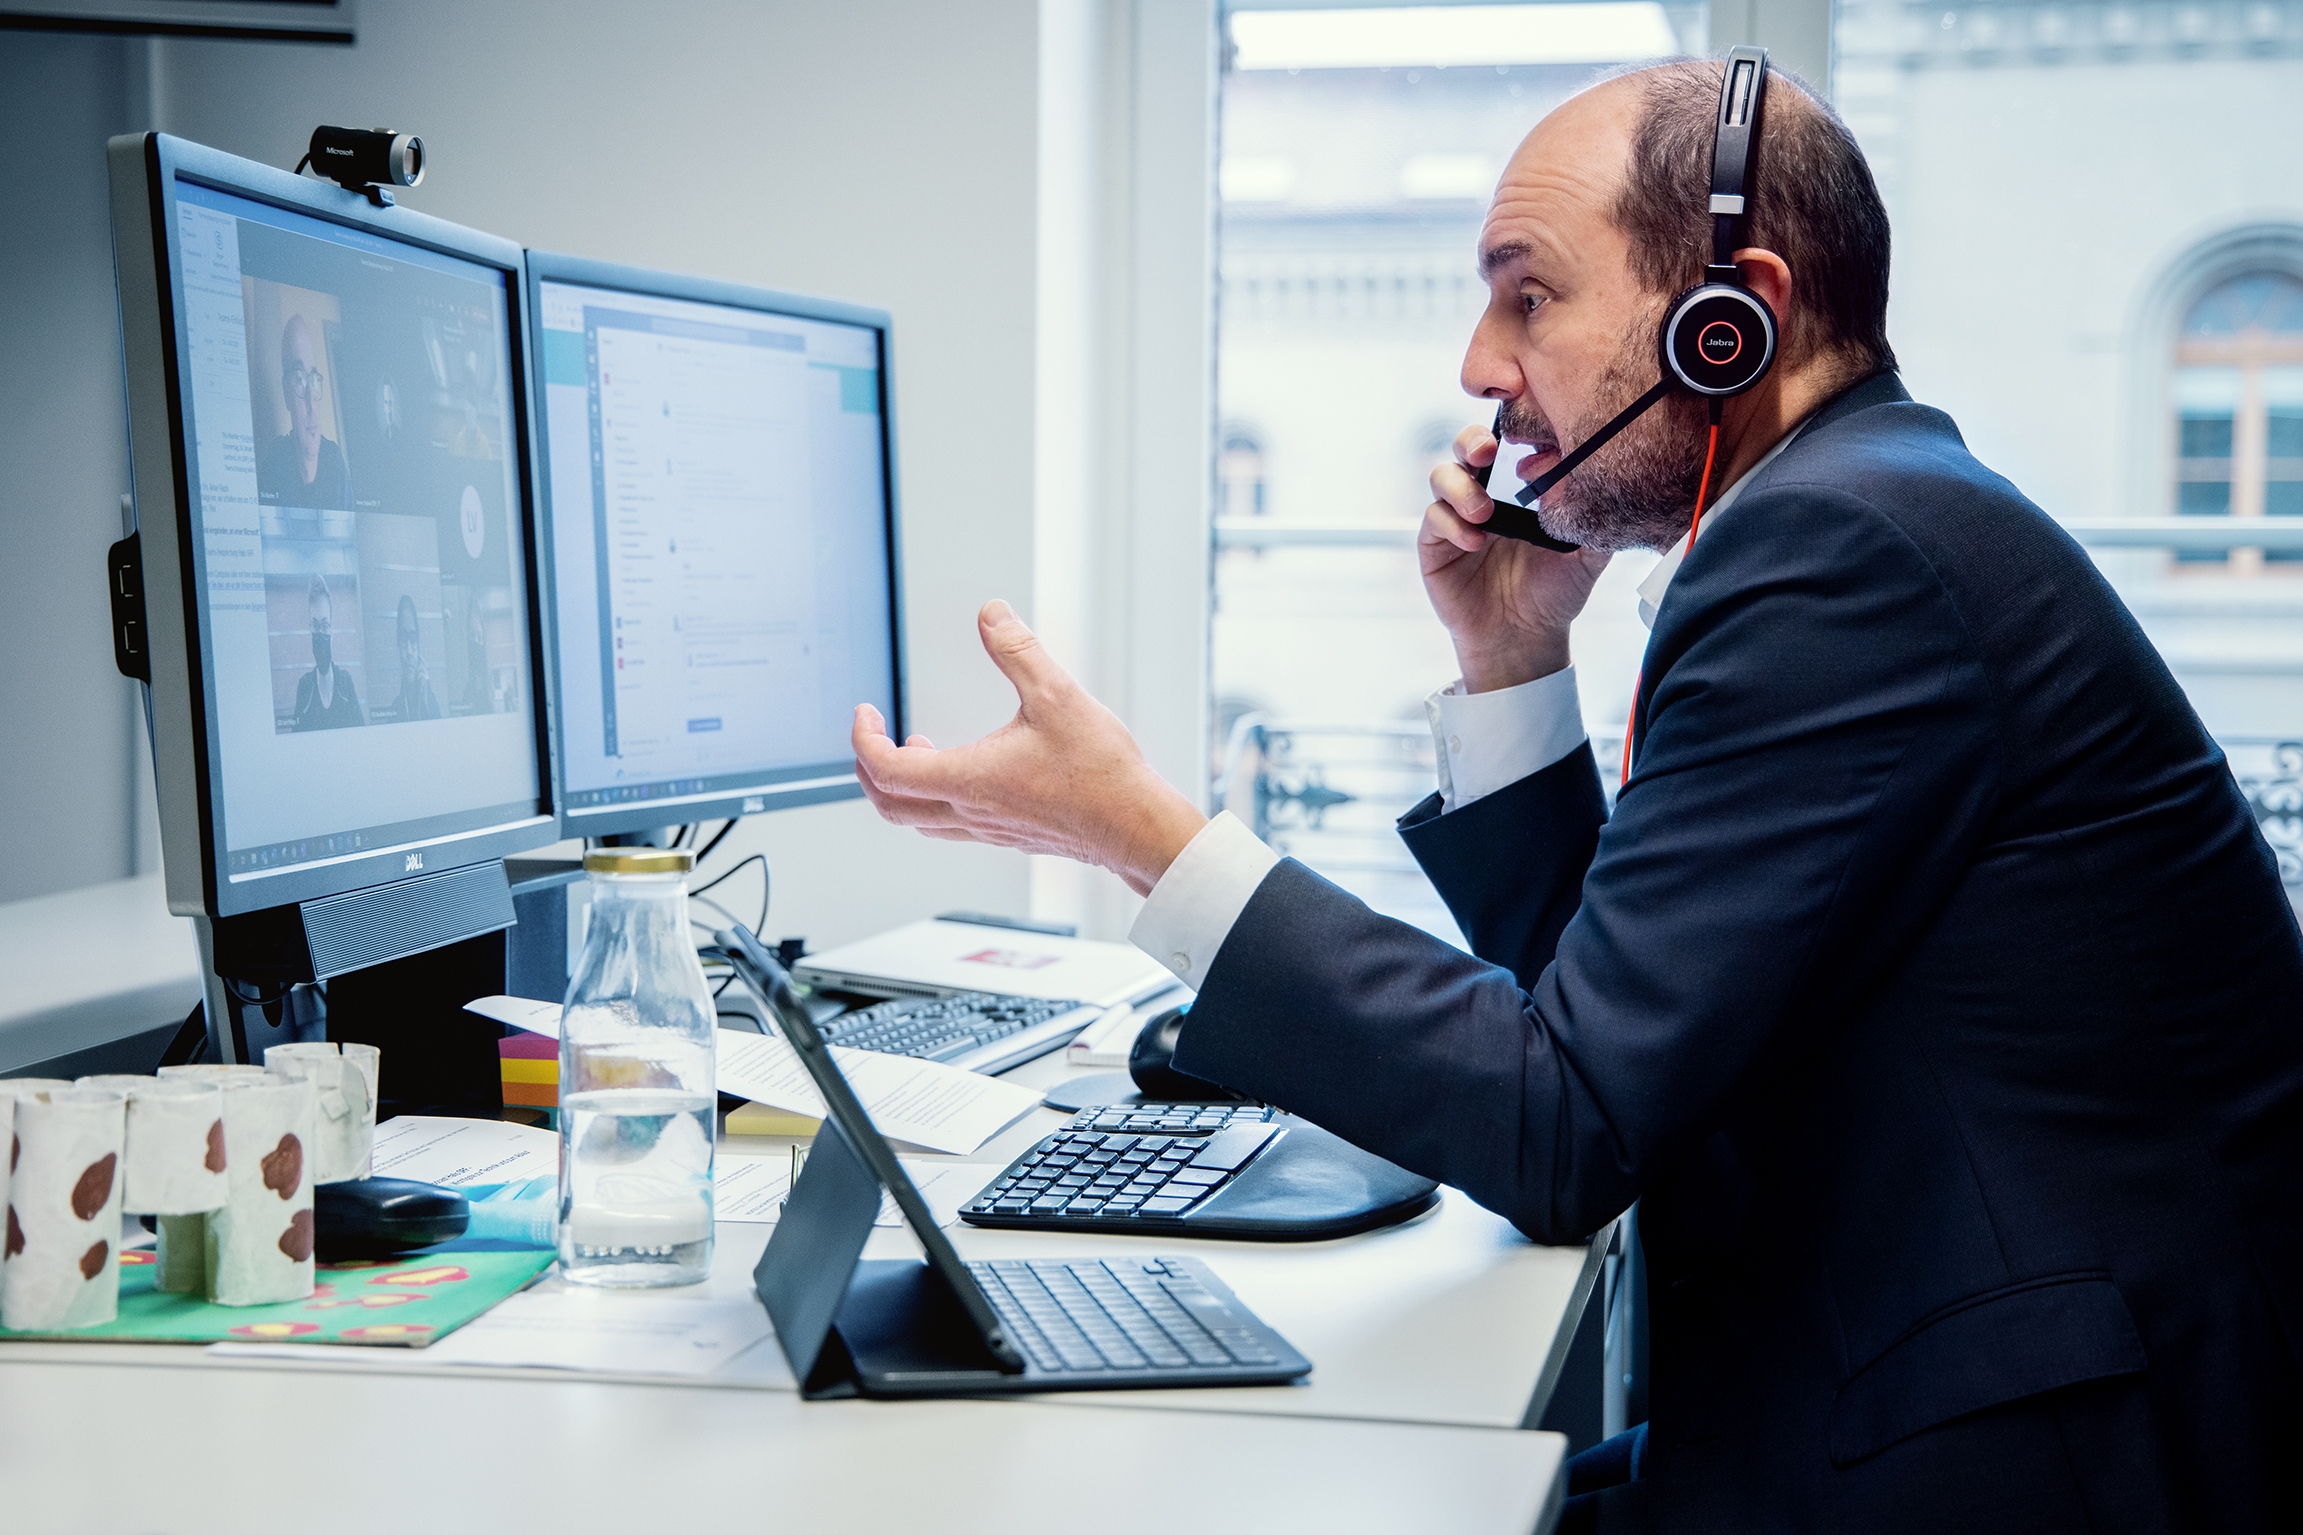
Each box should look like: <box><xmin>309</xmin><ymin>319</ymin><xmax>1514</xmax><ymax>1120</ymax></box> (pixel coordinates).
<box><xmin>370</xmin><ymin>1115</ymin><xmax>559</xmax><ymax>1188</ymax></box>
<box><xmin>715</xmin><ymin>1031</ymin><xmax>1038</xmax><ymax>1156</ymax></box>
<box><xmin>712</xmin><ymin>1155</ymin><xmax>990</xmax><ymax>1227</ymax></box>
<box><xmin>464</xmin><ymin>997</ymin><xmax>1041</xmax><ymax>1156</ymax></box>
<box><xmin>416</xmin><ymin>1289</ymin><xmax>773</xmax><ymax>1377</ymax></box>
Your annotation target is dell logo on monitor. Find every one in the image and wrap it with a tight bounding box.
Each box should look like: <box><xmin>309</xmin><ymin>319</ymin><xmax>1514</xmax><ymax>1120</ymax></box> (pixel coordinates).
<box><xmin>405</xmin><ymin>853</ymin><xmax>424</xmax><ymax>872</ymax></box>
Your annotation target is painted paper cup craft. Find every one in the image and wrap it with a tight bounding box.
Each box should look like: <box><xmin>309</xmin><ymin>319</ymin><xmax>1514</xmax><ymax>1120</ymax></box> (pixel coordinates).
<box><xmin>1</xmin><ymin>1087</ymin><xmax>128</xmax><ymax>1331</ymax></box>
<box><xmin>2</xmin><ymin>1080</ymin><xmax>85</xmax><ymax>1314</ymax></box>
<box><xmin>75</xmin><ymin>1076</ymin><xmax>229</xmax><ymax>1216</ymax></box>
<box><xmin>264</xmin><ymin>1042</ymin><xmax>378</xmax><ymax>1184</ymax></box>
<box><xmin>0</xmin><ymin>1092</ymin><xmax>12</xmax><ymax>1275</ymax></box>
<box><xmin>204</xmin><ymin>1074</ymin><xmax>319</xmax><ymax>1306</ymax></box>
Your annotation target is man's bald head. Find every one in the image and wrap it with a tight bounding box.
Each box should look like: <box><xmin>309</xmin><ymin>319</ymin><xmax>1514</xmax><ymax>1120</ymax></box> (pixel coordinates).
<box><xmin>1607</xmin><ymin>59</ymin><xmax>1893</xmax><ymax>378</ymax></box>
<box><xmin>1487</xmin><ymin>61</ymin><xmax>1892</xmax><ymax>381</ymax></box>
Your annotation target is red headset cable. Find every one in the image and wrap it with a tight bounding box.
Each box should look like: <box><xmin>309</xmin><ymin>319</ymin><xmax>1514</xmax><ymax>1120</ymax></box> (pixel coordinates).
<box><xmin>1624</xmin><ymin>402</ymin><xmax>1726</xmax><ymax>790</ymax></box>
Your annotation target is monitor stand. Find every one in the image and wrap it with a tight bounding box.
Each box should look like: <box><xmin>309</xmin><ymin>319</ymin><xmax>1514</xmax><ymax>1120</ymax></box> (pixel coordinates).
<box><xmin>186</xmin><ymin>861</ymin><xmax>582</xmax><ymax>1120</ymax></box>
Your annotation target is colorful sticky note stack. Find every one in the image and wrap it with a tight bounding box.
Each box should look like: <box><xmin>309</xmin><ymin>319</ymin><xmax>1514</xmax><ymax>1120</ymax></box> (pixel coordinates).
<box><xmin>497</xmin><ymin>1032</ymin><xmax>557</xmax><ymax>1110</ymax></box>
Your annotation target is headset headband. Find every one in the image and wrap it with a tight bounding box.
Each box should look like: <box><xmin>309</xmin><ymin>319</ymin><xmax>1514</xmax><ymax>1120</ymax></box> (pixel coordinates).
<box><xmin>1707</xmin><ymin>47</ymin><xmax>1768</xmax><ymax>273</ymax></box>
<box><xmin>1479</xmin><ymin>47</ymin><xmax>1775</xmax><ymax>551</ymax></box>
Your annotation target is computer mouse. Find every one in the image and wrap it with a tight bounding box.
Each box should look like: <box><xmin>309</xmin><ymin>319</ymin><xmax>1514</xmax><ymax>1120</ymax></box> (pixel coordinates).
<box><xmin>313</xmin><ymin>1177</ymin><xmax>470</xmax><ymax>1260</ymax></box>
<box><xmin>1128</xmin><ymin>1005</ymin><xmax>1250</xmax><ymax>1102</ymax></box>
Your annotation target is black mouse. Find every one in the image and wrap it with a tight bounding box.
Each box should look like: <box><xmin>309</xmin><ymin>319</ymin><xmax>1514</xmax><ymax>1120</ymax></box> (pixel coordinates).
<box><xmin>1128</xmin><ymin>1004</ymin><xmax>1250</xmax><ymax>1102</ymax></box>
<box><xmin>314</xmin><ymin>1177</ymin><xmax>469</xmax><ymax>1260</ymax></box>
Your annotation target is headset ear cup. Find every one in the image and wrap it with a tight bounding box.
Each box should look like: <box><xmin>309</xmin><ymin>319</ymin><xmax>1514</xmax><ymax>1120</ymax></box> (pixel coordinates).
<box><xmin>1661</xmin><ymin>283</ymin><xmax>1777</xmax><ymax>396</ymax></box>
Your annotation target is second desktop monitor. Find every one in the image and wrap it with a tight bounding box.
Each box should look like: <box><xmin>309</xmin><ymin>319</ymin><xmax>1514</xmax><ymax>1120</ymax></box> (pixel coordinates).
<box><xmin>527</xmin><ymin>255</ymin><xmax>905</xmax><ymax>838</ymax></box>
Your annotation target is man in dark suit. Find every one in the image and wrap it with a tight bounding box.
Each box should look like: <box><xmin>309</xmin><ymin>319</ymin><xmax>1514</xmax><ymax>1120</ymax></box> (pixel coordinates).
<box><xmin>847</xmin><ymin>60</ymin><xmax>2303</xmax><ymax>1530</ymax></box>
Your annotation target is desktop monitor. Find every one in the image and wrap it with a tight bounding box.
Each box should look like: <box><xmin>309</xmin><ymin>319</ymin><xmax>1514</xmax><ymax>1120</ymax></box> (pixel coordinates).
<box><xmin>523</xmin><ymin>253</ymin><xmax>904</xmax><ymax>841</ymax></box>
<box><xmin>108</xmin><ymin>133</ymin><xmax>556</xmax><ymax>981</ymax></box>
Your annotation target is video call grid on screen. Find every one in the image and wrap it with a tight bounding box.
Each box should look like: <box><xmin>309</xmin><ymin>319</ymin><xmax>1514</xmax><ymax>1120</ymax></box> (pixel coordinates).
<box><xmin>169</xmin><ymin>180</ymin><xmax>543</xmax><ymax>881</ymax></box>
<box><xmin>535</xmin><ymin>277</ymin><xmax>899</xmax><ymax>816</ymax></box>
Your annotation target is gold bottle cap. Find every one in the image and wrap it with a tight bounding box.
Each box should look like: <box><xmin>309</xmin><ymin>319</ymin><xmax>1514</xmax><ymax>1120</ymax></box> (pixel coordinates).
<box><xmin>582</xmin><ymin>847</ymin><xmax>695</xmax><ymax>875</ymax></box>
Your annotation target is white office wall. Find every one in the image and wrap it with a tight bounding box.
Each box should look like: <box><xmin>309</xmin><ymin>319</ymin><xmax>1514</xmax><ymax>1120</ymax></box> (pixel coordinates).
<box><xmin>0</xmin><ymin>32</ymin><xmax>145</xmax><ymax>906</ymax></box>
<box><xmin>35</xmin><ymin>0</ymin><xmax>1053</xmax><ymax>947</ymax></box>
<box><xmin>0</xmin><ymin>3</ymin><xmax>1222</xmax><ymax>942</ymax></box>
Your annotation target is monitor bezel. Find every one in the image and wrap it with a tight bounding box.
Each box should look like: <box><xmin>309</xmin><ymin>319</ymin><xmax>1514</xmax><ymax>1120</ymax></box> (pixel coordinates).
<box><xmin>521</xmin><ymin>250</ymin><xmax>908</xmax><ymax>841</ymax></box>
<box><xmin>109</xmin><ymin>131</ymin><xmax>558</xmax><ymax>920</ymax></box>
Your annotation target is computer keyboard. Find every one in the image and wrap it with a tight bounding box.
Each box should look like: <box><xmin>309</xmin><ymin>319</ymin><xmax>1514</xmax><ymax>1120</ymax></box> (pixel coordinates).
<box><xmin>818</xmin><ymin>991</ymin><xmax>1097</xmax><ymax>1076</ymax></box>
<box><xmin>961</xmin><ymin>1121</ymin><xmax>1280</xmax><ymax>1224</ymax></box>
<box><xmin>968</xmin><ymin>1256</ymin><xmax>1283</xmax><ymax>1372</ymax></box>
<box><xmin>1063</xmin><ymin>1102</ymin><xmax>1279</xmax><ymax>1137</ymax></box>
<box><xmin>962</xmin><ymin>1105</ymin><xmax>1442</xmax><ymax>1240</ymax></box>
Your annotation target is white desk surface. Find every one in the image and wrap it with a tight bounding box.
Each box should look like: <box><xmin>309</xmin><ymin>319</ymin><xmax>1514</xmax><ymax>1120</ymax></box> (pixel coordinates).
<box><xmin>0</xmin><ymin>1358</ymin><xmax>1566</xmax><ymax>1535</ymax></box>
<box><xmin>0</xmin><ymin>873</ymin><xmax>201</xmax><ymax>1071</ymax></box>
<box><xmin>3</xmin><ymin>1052</ymin><xmax>1597</xmax><ymax>1432</ymax></box>
<box><xmin>0</xmin><ymin>1000</ymin><xmax>1590</xmax><ymax>1532</ymax></box>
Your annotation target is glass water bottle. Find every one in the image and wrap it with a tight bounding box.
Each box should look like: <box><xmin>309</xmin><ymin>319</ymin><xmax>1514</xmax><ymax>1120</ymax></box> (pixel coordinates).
<box><xmin>559</xmin><ymin>846</ymin><xmax>717</xmax><ymax>1287</ymax></box>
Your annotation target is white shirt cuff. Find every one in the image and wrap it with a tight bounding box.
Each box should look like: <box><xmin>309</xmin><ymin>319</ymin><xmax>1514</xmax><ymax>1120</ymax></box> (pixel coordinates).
<box><xmin>1128</xmin><ymin>811</ymin><xmax>1281</xmax><ymax>988</ymax></box>
<box><xmin>1423</xmin><ymin>666</ymin><xmax>1588</xmax><ymax>812</ymax></box>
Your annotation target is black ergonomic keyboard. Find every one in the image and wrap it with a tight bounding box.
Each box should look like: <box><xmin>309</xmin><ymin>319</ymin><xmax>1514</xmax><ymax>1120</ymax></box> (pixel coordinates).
<box><xmin>817</xmin><ymin>991</ymin><xmax>1098</xmax><ymax>1076</ymax></box>
<box><xmin>967</xmin><ymin>1255</ymin><xmax>1289</xmax><ymax>1372</ymax></box>
<box><xmin>961</xmin><ymin>1102</ymin><xmax>1443</xmax><ymax>1240</ymax></box>
<box><xmin>962</xmin><ymin>1121</ymin><xmax>1282</xmax><ymax>1224</ymax></box>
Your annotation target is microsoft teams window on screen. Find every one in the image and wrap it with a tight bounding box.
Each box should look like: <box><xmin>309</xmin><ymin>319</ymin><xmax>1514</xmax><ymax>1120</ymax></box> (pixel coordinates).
<box><xmin>171</xmin><ymin>183</ymin><xmax>540</xmax><ymax>882</ymax></box>
<box><xmin>536</xmin><ymin>280</ymin><xmax>897</xmax><ymax>816</ymax></box>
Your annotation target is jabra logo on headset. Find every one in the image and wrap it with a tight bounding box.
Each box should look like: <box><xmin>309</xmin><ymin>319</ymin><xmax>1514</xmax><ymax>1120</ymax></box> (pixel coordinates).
<box><xmin>1698</xmin><ymin>322</ymin><xmax>1744</xmax><ymax>364</ymax></box>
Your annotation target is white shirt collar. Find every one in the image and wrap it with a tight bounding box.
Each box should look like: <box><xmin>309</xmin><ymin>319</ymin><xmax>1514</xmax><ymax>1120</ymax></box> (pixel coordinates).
<box><xmin>1634</xmin><ymin>423</ymin><xmax>1808</xmax><ymax>630</ymax></box>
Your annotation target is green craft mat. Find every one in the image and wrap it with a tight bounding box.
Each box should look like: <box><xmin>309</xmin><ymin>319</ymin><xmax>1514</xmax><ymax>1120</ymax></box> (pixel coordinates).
<box><xmin>0</xmin><ymin>1244</ymin><xmax>556</xmax><ymax>1348</ymax></box>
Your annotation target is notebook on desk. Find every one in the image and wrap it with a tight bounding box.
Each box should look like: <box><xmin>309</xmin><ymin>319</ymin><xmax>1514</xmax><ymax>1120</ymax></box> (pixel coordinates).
<box><xmin>718</xmin><ymin>928</ymin><xmax>1310</xmax><ymax>1400</ymax></box>
<box><xmin>792</xmin><ymin>917</ymin><xmax>1182</xmax><ymax>1008</ymax></box>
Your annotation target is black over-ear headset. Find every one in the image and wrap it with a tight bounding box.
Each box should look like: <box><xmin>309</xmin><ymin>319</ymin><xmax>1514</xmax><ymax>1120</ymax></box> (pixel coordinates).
<box><xmin>1480</xmin><ymin>47</ymin><xmax>1778</xmax><ymax>552</ymax></box>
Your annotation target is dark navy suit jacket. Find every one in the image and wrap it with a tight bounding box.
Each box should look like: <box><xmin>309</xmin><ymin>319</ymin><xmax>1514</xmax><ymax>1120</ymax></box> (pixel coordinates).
<box><xmin>1175</xmin><ymin>374</ymin><xmax>2303</xmax><ymax>1531</ymax></box>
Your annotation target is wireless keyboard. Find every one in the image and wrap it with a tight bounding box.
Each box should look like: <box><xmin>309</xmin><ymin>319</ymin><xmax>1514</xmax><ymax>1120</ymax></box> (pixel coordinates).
<box><xmin>818</xmin><ymin>991</ymin><xmax>1098</xmax><ymax>1076</ymax></box>
<box><xmin>961</xmin><ymin>1107</ymin><xmax>1444</xmax><ymax>1241</ymax></box>
<box><xmin>963</xmin><ymin>1121</ymin><xmax>1282</xmax><ymax>1224</ymax></box>
<box><xmin>969</xmin><ymin>1255</ymin><xmax>1288</xmax><ymax>1373</ymax></box>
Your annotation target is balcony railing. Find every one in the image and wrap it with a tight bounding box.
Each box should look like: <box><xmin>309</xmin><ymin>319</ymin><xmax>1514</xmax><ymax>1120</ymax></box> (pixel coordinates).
<box><xmin>1214</xmin><ymin>516</ymin><xmax>2303</xmax><ymax>552</ymax></box>
<box><xmin>1218</xmin><ymin>718</ymin><xmax>2303</xmax><ymax>931</ymax></box>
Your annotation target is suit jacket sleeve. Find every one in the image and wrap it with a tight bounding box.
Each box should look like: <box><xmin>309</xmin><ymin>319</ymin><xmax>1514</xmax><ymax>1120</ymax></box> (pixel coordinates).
<box><xmin>1171</xmin><ymin>483</ymin><xmax>2002</xmax><ymax>1242</ymax></box>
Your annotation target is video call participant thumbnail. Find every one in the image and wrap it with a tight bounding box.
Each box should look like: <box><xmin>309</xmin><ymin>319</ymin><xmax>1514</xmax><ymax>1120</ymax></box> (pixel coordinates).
<box><xmin>294</xmin><ymin>573</ymin><xmax>364</xmax><ymax>732</ymax></box>
<box><xmin>257</xmin><ymin>312</ymin><xmax>352</xmax><ymax>512</ymax></box>
<box><xmin>385</xmin><ymin>594</ymin><xmax>442</xmax><ymax>723</ymax></box>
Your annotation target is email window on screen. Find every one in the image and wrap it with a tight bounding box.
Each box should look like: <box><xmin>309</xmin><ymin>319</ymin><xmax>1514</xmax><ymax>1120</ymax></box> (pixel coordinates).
<box><xmin>592</xmin><ymin>311</ymin><xmax>819</xmax><ymax>769</ymax></box>
<box><xmin>541</xmin><ymin>282</ymin><xmax>894</xmax><ymax>803</ymax></box>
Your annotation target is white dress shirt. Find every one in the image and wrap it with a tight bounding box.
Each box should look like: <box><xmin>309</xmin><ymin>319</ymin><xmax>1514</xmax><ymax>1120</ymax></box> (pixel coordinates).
<box><xmin>1129</xmin><ymin>424</ymin><xmax>1810</xmax><ymax>986</ymax></box>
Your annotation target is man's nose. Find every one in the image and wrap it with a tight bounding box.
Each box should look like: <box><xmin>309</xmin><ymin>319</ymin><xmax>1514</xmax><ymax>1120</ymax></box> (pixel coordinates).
<box><xmin>1460</xmin><ymin>301</ymin><xmax>1525</xmax><ymax>402</ymax></box>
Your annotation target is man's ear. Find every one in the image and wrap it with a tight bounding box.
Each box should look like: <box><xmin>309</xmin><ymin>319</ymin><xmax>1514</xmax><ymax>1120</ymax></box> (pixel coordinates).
<box><xmin>1730</xmin><ymin>248</ymin><xmax>1793</xmax><ymax>323</ymax></box>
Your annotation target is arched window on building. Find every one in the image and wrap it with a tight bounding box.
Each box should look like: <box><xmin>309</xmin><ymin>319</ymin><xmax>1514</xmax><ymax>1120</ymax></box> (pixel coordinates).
<box><xmin>2173</xmin><ymin>271</ymin><xmax>2303</xmax><ymax>572</ymax></box>
<box><xmin>1217</xmin><ymin>423</ymin><xmax>1267</xmax><ymax>520</ymax></box>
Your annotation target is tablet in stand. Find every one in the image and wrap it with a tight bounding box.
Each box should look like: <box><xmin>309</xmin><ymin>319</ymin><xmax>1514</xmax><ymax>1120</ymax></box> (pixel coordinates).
<box><xmin>718</xmin><ymin>927</ymin><xmax>1311</xmax><ymax>1400</ymax></box>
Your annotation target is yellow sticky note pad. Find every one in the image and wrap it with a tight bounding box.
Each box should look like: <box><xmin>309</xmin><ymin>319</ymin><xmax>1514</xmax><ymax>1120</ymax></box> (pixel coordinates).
<box><xmin>725</xmin><ymin>1101</ymin><xmax>822</xmax><ymax>1138</ymax></box>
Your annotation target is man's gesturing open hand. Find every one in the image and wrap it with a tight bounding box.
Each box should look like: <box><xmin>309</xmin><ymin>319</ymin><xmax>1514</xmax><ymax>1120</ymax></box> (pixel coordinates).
<box><xmin>852</xmin><ymin>600</ymin><xmax>1208</xmax><ymax>896</ymax></box>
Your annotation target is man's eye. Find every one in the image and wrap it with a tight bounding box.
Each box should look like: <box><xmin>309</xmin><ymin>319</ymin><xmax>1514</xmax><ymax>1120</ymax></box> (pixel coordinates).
<box><xmin>1521</xmin><ymin>293</ymin><xmax>1546</xmax><ymax>316</ymax></box>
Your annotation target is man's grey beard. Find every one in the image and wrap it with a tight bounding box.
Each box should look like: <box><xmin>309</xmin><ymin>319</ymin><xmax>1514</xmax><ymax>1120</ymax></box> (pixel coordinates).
<box><xmin>1497</xmin><ymin>345</ymin><xmax>1708</xmax><ymax>553</ymax></box>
